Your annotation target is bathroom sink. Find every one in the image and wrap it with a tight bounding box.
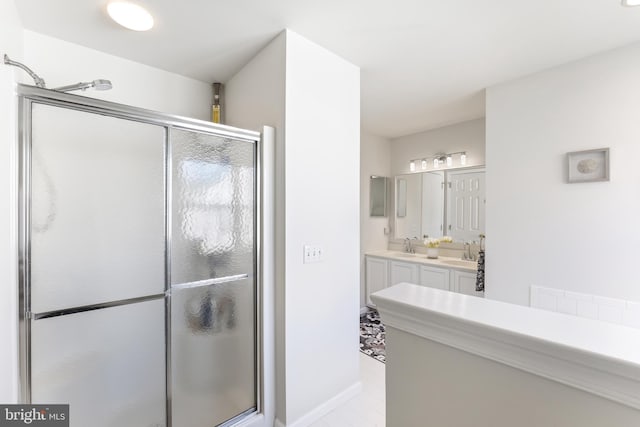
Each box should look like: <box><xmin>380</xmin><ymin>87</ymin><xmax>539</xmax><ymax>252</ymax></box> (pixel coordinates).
<box><xmin>395</xmin><ymin>252</ymin><xmax>416</xmax><ymax>257</ymax></box>
<box><xmin>440</xmin><ymin>259</ymin><xmax>477</xmax><ymax>268</ymax></box>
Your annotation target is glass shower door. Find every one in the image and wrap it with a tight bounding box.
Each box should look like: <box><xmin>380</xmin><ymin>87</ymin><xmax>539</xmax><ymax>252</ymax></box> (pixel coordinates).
<box><xmin>28</xmin><ymin>103</ymin><xmax>166</xmax><ymax>427</ymax></box>
<box><xmin>20</xmin><ymin>86</ymin><xmax>261</xmax><ymax>427</ymax></box>
<box><xmin>170</xmin><ymin>128</ymin><xmax>257</xmax><ymax>427</ymax></box>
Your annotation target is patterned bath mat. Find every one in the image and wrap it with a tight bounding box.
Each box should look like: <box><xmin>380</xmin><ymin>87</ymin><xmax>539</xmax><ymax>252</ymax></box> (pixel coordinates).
<box><xmin>360</xmin><ymin>309</ymin><xmax>386</xmax><ymax>363</ymax></box>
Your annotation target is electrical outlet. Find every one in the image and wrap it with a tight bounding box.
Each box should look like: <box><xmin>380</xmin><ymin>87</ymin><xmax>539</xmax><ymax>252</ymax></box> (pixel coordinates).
<box><xmin>303</xmin><ymin>245</ymin><xmax>323</xmax><ymax>263</ymax></box>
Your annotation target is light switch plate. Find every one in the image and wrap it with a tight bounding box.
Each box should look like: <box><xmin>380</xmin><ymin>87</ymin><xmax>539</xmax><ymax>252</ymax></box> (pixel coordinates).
<box><xmin>303</xmin><ymin>245</ymin><xmax>323</xmax><ymax>263</ymax></box>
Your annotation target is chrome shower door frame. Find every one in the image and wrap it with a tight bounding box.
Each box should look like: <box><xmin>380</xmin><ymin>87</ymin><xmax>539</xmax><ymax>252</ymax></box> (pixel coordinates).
<box><xmin>16</xmin><ymin>84</ymin><xmax>263</xmax><ymax>427</ymax></box>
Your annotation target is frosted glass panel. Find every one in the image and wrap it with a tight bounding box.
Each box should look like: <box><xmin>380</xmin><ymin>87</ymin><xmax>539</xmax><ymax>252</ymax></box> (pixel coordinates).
<box><xmin>31</xmin><ymin>299</ymin><xmax>166</xmax><ymax>427</ymax></box>
<box><xmin>171</xmin><ymin>129</ymin><xmax>255</xmax><ymax>285</ymax></box>
<box><xmin>30</xmin><ymin>104</ymin><xmax>165</xmax><ymax>313</ymax></box>
<box><xmin>171</xmin><ymin>279</ymin><xmax>256</xmax><ymax>427</ymax></box>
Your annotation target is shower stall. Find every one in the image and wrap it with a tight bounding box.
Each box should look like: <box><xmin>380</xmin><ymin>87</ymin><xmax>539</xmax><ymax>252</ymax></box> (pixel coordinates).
<box><xmin>17</xmin><ymin>84</ymin><xmax>265</xmax><ymax>427</ymax></box>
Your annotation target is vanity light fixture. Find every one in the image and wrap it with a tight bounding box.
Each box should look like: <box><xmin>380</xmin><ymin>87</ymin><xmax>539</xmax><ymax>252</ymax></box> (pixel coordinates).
<box><xmin>409</xmin><ymin>151</ymin><xmax>468</xmax><ymax>172</ymax></box>
<box><xmin>622</xmin><ymin>0</ymin><xmax>640</xmax><ymax>6</ymax></box>
<box><xmin>107</xmin><ymin>1</ymin><xmax>154</xmax><ymax>31</ymax></box>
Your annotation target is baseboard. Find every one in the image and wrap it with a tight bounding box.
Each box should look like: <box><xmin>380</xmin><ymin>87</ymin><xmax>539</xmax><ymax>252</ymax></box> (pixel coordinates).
<box><xmin>275</xmin><ymin>381</ymin><xmax>363</xmax><ymax>427</ymax></box>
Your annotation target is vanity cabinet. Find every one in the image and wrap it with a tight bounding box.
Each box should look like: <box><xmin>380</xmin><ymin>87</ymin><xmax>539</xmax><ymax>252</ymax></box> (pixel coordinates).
<box><xmin>453</xmin><ymin>270</ymin><xmax>484</xmax><ymax>297</ymax></box>
<box><xmin>365</xmin><ymin>253</ymin><xmax>483</xmax><ymax>308</ymax></box>
<box><xmin>365</xmin><ymin>257</ymin><xmax>388</xmax><ymax>306</ymax></box>
<box><xmin>418</xmin><ymin>265</ymin><xmax>450</xmax><ymax>291</ymax></box>
<box><xmin>389</xmin><ymin>261</ymin><xmax>419</xmax><ymax>287</ymax></box>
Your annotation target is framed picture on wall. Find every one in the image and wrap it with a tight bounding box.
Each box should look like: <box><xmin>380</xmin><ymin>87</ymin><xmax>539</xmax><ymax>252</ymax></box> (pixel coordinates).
<box><xmin>567</xmin><ymin>148</ymin><xmax>609</xmax><ymax>183</ymax></box>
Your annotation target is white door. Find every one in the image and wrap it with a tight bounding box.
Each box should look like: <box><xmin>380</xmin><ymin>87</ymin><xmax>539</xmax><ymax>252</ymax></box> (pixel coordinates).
<box><xmin>448</xmin><ymin>169</ymin><xmax>485</xmax><ymax>242</ymax></box>
<box><xmin>366</xmin><ymin>257</ymin><xmax>388</xmax><ymax>306</ymax></box>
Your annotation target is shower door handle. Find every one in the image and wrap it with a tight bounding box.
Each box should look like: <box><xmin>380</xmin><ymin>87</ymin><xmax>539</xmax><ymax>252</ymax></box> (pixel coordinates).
<box><xmin>170</xmin><ymin>273</ymin><xmax>249</xmax><ymax>292</ymax></box>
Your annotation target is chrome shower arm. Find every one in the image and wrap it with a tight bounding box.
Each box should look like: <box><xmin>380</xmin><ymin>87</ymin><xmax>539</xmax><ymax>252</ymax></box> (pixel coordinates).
<box><xmin>3</xmin><ymin>54</ymin><xmax>46</xmax><ymax>88</ymax></box>
<box><xmin>53</xmin><ymin>82</ymin><xmax>94</xmax><ymax>92</ymax></box>
<box><xmin>53</xmin><ymin>79</ymin><xmax>112</xmax><ymax>93</ymax></box>
<box><xmin>4</xmin><ymin>54</ymin><xmax>112</xmax><ymax>93</ymax></box>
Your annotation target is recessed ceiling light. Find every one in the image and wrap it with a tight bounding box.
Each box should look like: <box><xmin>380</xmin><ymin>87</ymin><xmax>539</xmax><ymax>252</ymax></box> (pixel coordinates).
<box><xmin>107</xmin><ymin>1</ymin><xmax>154</xmax><ymax>31</ymax></box>
<box><xmin>622</xmin><ymin>0</ymin><xmax>640</xmax><ymax>6</ymax></box>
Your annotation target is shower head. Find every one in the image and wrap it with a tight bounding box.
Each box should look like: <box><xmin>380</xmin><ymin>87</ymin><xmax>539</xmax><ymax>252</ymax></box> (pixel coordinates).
<box><xmin>53</xmin><ymin>79</ymin><xmax>113</xmax><ymax>93</ymax></box>
<box><xmin>92</xmin><ymin>79</ymin><xmax>113</xmax><ymax>90</ymax></box>
<box><xmin>4</xmin><ymin>53</ymin><xmax>113</xmax><ymax>93</ymax></box>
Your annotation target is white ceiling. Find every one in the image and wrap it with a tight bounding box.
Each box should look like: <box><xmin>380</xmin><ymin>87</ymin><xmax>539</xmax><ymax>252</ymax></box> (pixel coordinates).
<box><xmin>15</xmin><ymin>0</ymin><xmax>640</xmax><ymax>138</ymax></box>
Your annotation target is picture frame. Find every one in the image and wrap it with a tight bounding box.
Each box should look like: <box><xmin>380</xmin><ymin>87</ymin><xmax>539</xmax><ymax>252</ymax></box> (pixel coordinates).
<box><xmin>567</xmin><ymin>148</ymin><xmax>609</xmax><ymax>183</ymax></box>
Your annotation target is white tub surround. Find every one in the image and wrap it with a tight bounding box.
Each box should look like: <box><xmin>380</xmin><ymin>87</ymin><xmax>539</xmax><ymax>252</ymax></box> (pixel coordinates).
<box><xmin>372</xmin><ymin>283</ymin><xmax>640</xmax><ymax>426</ymax></box>
<box><xmin>530</xmin><ymin>285</ymin><xmax>640</xmax><ymax>329</ymax></box>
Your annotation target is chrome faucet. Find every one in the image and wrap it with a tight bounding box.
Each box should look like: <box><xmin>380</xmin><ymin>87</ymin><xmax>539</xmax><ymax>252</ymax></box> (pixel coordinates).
<box><xmin>404</xmin><ymin>238</ymin><xmax>415</xmax><ymax>254</ymax></box>
<box><xmin>463</xmin><ymin>242</ymin><xmax>475</xmax><ymax>261</ymax></box>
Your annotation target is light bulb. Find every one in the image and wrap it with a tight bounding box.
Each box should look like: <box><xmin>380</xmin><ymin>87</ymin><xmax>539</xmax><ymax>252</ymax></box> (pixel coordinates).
<box><xmin>446</xmin><ymin>155</ymin><xmax>453</xmax><ymax>167</ymax></box>
<box><xmin>433</xmin><ymin>158</ymin><xmax>440</xmax><ymax>168</ymax></box>
<box><xmin>460</xmin><ymin>153</ymin><xmax>467</xmax><ymax>165</ymax></box>
<box><xmin>107</xmin><ymin>1</ymin><xmax>154</xmax><ymax>31</ymax></box>
<box><xmin>421</xmin><ymin>159</ymin><xmax>427</xmax><ymax>170</ymax></box>
<box><xmin>409</xmin><ymin>161</ymin><xmax>416</xmax><ymax>172</ymax></box>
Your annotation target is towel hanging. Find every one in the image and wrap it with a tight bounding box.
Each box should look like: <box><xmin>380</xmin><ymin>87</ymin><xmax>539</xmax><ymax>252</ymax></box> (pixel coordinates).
<box><xmin>476</xmin><ymin>234</ymin><xmax>485</xmax><ymax>292</ymax></box>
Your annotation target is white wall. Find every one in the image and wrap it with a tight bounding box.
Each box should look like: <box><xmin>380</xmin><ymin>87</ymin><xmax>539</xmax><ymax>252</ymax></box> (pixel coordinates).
<box><xmin>23</xmin><ymin>31</ymin><xmax>212</xmax><ymax>120</ymax></box>
<box><xmin>225</xmin><ymin>31</ymin><xmax>286</xmax><ymax>425</ymax></box>
<box><xmin>360</xmin><ymin>132</ymin><xmax>391</xmax><ymax>309</ymax></box>
<box><xmin>390</xmin><ymin>118</ymin><xmax>486</xmax><ymax>176</ymax></box>
<box><xmin>226</xmin><ymin>30</ymin><xmax>361</xmax><ymax>426</ymax></box>
<box><xmin>486</xmin><ymin>42</ymin><xmax>640</xmax><ymax>306</ymax></box>
<box><xmin>0</xmin><ymin>0</ymin><xmax>24</xmax><ymax>404</ymax></box>
<box><xmin>285</xmin><ymin>31</ymin><xmax>360</xmax><ymax>424</ymax></box>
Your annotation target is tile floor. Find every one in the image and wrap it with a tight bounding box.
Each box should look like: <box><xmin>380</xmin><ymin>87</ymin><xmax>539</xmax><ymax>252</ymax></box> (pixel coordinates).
<box><xmin>308</xmin><ymin>353</ymin><xmax>386</xmax><ymax>427</ymax></box>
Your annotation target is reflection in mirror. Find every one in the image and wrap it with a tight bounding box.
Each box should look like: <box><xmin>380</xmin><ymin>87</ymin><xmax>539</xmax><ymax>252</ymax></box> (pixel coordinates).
<box><xmin>421</xmin><ymin>171</ymin><xmax>444</xmax><ymax>238</ymax></box>
<box><xmin>395</xmin><ymin>173</ymin><xmax>444</xmax><ymax>239</ymax></box>
<box><xmin>393</xmin><ymin>167</ymin><xmax>485</xmax><ymax>242</ymax></box>
<box><xmin>447</xmin><ymin>169</ymin><xmax>485</xmax><ymax>241</ymax></box>
<box><xmin>370</xmin><ymin>176</ymin><xmax>388</xmax><ymax>217</ymax></box>
<box><xmin>396</xmin><ymin>178</ymin><xmax>407</xmax><ymax>218</ymax></box>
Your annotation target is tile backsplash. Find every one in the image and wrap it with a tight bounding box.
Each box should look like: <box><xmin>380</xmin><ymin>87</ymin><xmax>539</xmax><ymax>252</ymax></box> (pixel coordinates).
<box><xmin>530</xmin><ymin>285</ymin><xmax>640</xmax><ymax>329</ymax></box>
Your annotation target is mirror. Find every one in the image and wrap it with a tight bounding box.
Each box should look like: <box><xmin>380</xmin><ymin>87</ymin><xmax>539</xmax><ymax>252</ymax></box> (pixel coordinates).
<box><xmin>369</xmin><ymin>176</ymin><xmax>388</xmax><ymax>217</ymax></box>
<box><xmin>396</xmin><ymin>178</ymin><xmax>406</xmax><ymax>217</ymax></box>
<box><xmin>394</xmin><ymin>172</ymin><xmax>444</xmax><ymax>239</ymax></box>
<box><xmin>393</xmin><ymin>167</ymin><xmax>485</xmax><ymax>242</ymax></box>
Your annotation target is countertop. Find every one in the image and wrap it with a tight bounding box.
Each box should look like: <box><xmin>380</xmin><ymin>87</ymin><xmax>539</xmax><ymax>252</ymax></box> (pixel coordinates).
<box><xmin>365</xmin><ymin>250</ymin><xmax>478</xmax><ymax>272</ymax></box>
